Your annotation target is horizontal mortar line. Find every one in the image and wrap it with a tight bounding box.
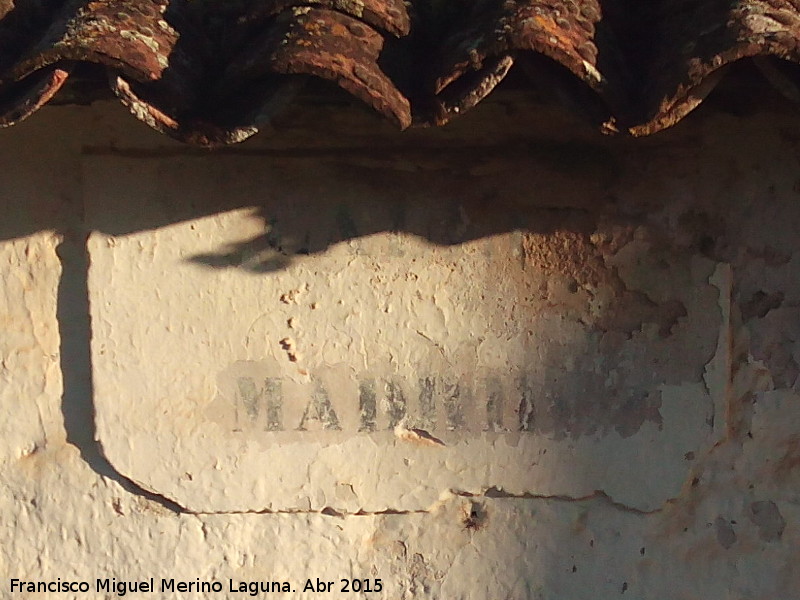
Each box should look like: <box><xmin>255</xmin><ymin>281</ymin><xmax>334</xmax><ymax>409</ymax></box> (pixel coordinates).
<box><xmin>79</xmin><ymin>143</ymin><xmax>607</xmax><ymax>160</ymax></box>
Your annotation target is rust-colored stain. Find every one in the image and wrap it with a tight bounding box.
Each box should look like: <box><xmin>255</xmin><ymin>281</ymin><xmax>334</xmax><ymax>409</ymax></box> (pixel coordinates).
<box><xmin>0</xmin><ymin>1</ymin><xmax>799</xmax><ymax>145</ymax></box>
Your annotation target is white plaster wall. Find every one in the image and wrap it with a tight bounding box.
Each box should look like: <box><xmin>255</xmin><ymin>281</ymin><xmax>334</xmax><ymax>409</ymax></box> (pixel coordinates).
<box><xmin>0</xmin><ymin>91</ymin><xmax>799</xmax><ymax>599</ymax></box>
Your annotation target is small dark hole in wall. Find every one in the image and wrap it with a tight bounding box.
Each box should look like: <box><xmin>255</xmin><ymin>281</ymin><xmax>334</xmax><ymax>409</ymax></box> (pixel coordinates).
<box><xmin>462</xmin><ymin>502</ymin><xmax>488</xmax><ymax>531</ymax></box>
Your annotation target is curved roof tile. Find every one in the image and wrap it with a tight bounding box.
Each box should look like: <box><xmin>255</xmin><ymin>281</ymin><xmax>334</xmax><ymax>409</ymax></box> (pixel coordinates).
<box><xmin>632</xmin><ymin>0</ymin><xmax>800</xmax><ymax>135</ymax></box>
<box><xmin>0</xmin><ymin>0</ymin><xmax>797</xmax><ymax>145</ymax></box>
<box><xmin>433</xmin><ymin>0</ymin><xmax>618</xmax><ymax>126</ymax></box>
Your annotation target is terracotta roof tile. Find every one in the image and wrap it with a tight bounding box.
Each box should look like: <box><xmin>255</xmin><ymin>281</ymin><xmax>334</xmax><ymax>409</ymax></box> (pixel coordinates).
<box><xmin>0</xmin><ymin>0</ymin><xmax>798</xmax><ymax>145</ymax></box>
<box><xmin>633</xmin><ymin>0</ymin><xmax>800</xmax><ymax>135</ymax></box>
<box><xmin>433</xmin><ymin>0</ymin><xmax>616</xmax><ymax>125</ymax></box>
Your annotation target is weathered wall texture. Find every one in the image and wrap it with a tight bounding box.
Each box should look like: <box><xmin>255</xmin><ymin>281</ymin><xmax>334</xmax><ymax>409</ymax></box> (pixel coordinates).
<box><xmin>1</xmin><ymin>85</ymin><xmax>800</xmax><ymax>598</ymax></box>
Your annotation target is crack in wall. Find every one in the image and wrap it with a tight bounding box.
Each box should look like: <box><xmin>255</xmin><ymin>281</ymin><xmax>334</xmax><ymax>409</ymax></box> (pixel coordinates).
<box><xmin>453</xmin><ymin>488</ymin><xmax>660</xmax><ymax>515</ymax></box>
<box><xmin>178</xmin><ymin>488</ymin><xmax>662</xmax><ymax>518</ymax></box>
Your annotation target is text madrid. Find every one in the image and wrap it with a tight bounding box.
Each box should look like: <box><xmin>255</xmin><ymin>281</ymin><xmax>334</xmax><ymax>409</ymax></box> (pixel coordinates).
<box><xmin>8</xmin><ymin>577</ymin><xmax>342</xmax><ymax>596</ymax></box>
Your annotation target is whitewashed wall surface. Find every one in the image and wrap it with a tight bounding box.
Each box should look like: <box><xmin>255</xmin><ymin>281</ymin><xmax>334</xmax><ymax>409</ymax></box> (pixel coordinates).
<box><xmin>1</xmin><ymin>86</ymin><xmax>800</xmax><ymax>599</ymax></box>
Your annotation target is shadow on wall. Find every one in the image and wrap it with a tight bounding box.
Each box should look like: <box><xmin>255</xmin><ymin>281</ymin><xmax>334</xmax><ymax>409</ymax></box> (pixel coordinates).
<box><xmin>90</xmin><ymin>138</ymin><xmax>622</xmax><ymax>271</ymax></box>
<box><xmin>54</xmin><ymin>233</ymin><xmax>183</xmax><ymax>512</ymax></box>
<box><xmin>0</xmin><ymin>95</ymin><xmax>637</xmax><ymax>507</ymax></box>
<box><xmin>0</xmin><ymin>123</ymin><xmax>627</xmax><ymax>513</ymax></box>
<box><xmin>5</xmin><ymin>71</ymin><xmax>780</xmax><ymax>518</ymax></box>
<box><xmin>0</xmin><ymin>97</ymin><xmax>735</xmax><ymax>511</ymax></box>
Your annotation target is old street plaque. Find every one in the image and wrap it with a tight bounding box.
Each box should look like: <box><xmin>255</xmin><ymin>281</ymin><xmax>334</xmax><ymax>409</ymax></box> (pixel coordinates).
<box><xmin>87</xmin><ymin>157</ymin><xmax>726</xmax><ymax>513</ymax></box>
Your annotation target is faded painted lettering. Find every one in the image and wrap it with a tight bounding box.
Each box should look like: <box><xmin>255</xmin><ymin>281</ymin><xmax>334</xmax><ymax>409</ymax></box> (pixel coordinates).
<box><xmin>226</xmin><ymin>374</ymin><xmax>527</xmax><ymax>433</ymax></box>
